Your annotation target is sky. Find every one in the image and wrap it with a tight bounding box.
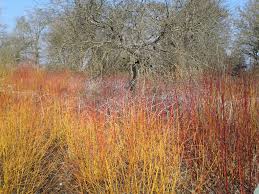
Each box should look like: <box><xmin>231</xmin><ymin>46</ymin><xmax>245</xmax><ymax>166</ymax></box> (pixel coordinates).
<box><xmin>0</xmin><ymin>0</ymin><xmax>47</xmax><ymax>30</ymax></box>
<box><xmin>0</xmin><ymin>0</ymin><xmax>247</xmax><ymax>31</ymax></box>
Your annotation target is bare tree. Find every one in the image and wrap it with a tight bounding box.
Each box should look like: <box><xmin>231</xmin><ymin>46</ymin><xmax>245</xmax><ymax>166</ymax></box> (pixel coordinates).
<box><xmin>236</xmin><ymin>0</ymin><xmax>258</xmax><ymax>68</ymax></box>
<box><xmin>15</xmin><ymin>8</ymin><xmax>50</xmax><ymax>65</ymax></box>
<box><xmin>46</xmin><ymin>0</ymin><xmax>230</xmax><ymax>88</ymax></box>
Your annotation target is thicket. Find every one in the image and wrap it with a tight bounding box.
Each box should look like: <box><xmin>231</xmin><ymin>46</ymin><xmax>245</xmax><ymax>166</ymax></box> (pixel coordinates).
<box><xmin>0</xmin><ymin>67</ymin><xmax>258</xmax><ymax>193</ymax></box>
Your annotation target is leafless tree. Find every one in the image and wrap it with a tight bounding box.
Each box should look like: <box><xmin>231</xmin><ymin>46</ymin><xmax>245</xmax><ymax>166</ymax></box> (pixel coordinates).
<box><xmin>14</xmin><ymin>8</ymin><xmax>51</xmax><ymax>65</ymax></box>
<box><xmin>235</xmin><ymin>0</ymin><xmax>258</xmax><ymax>68</ymax></box>
<box><xmin>45</xmin><ymin>0</ymin><xmax>229</xmax><ymax>88</ymax></box>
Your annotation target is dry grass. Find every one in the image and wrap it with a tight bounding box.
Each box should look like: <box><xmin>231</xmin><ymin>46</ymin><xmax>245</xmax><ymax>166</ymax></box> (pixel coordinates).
<box><xmin>0</xmin><ymin>66</ymin><xmax>258</xmax><ymax>193</ymax></box>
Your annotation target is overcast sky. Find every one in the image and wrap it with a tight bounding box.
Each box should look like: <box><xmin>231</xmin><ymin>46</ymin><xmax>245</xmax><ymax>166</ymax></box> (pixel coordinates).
<box><xmin>0</xmin><ymin>0</ymin><xmax>247</xmax><ymax>31</ymax></box>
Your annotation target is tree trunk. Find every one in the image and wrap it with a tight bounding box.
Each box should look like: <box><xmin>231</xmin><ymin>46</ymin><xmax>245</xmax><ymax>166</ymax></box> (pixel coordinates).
<box><xmin>129</xmin><ymin>60</ymin><xmax>139</xmax><ymax>92</ymax></box>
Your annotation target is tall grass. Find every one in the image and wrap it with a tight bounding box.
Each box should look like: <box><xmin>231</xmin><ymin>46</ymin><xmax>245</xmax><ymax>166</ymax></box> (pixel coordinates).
<box><xmin>0</xmin><ymin>66</ymin><xmax>258</xmax><ymax>193</ymax></box>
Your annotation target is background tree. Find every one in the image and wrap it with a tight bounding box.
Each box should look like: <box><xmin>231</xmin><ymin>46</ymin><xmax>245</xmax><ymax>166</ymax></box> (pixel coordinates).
<box><xmin>0</xmin><ymin>11</ymin><xmax>19</xmax><ymax>65</ymax></box>
<box><xmin>46</xmin><ymin>0</ymin><xmax>229</xmax><ymax>85</ymax></box>
<box><xmin>0</xmin><ymin>11</ymin><xmax>49</xmax><ymax>66</ymax></box>
<box><xmin>235</xmin><ymin>0</ymin><xmax>258</xmax><ymax>68</ymax></box>
<box><xmin>14</xmin><ymin>8</ymin><xmax>51</xmax><ymax>65</ymax></box>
